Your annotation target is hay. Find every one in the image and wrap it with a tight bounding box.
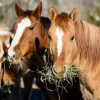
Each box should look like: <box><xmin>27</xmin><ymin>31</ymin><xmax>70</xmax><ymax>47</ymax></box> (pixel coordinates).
<box><xmin>37</xmin><ymin>50</ymin><xmax>79</xmax><ymax>100</ymax></box>
<box><xmin>8</xmin><ymin>56</ymin><xmax>23</xmax><ymax>69</ymax></box>
<box><xmin>8</xmin><ymin>56</ymin><xmax>23</xmax><ymax>64</ymax></box>
<box><xmin>1</xmin><ymin>80</ymin><xmax>12</xmax><ymax>93</ymax></box>
<box><xmin>63</xmin><ymin>65</ymin><xmax>79</xmax><ymax>85</ymax></box>
<box><xmin>38</xmin><ymin>49</ymin><xmax>79</xmax><ymax>85</ymax></box>
<box><xmin>38</xmin><ymin>63</ymin><xmax>79</xmax><ymax>86</ymax></box>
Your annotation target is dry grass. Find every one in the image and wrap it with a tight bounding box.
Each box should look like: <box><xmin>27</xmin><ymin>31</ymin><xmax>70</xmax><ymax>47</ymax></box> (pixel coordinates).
<box><xmin>1</xmin><ymin>80</ymin><xmax>12</xmax><ymax>93</ymax></box>
<box><xmin>8</xmin><ymin>56</ymin><xmax>23</xmax><ymax>69</ymax></box>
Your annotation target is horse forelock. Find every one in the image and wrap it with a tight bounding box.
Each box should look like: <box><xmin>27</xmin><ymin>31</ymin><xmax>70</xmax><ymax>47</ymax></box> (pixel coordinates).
<box><xmin>40</xmin><ymin>17</ymin><xmax>51</xmax><ymax>31</ymax></box>
<box><xmin>55</xmin><ymin>12</ymin><xmax>72</xmax><ymax>34</ymax></box>
<box><xmin>53</xmin><ymin>13</ymin><xmax>76</xmax><ymax>58</ymax></box>
<box><xmin>24</xmin><ymin>10</ymin><xmax>33</xmax><ymax>16</ymax></box>
<box><xmin>75</xmin><ymin>20</ymin><xmax>100</xmax><ymax>67</ymax></box>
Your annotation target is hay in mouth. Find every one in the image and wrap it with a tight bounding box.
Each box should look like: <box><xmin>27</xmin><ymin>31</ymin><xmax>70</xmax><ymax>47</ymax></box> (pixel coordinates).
<box><xmin>37</xmin><ymin>49</ymin><xmax>79</xmax><ymax>89</ymax></box>
<box><xmin>8</xmin><ymin>56</ymin><xmax>23</xmax><ymax>69</ymax></box>
<box><xmin>37</xmin><ymin>51</ymin><xmax>79</xmax><ymax>100</ymax></box>
<box><xmin>37</xmin><ymin>63</ymin><xmax>79</xmax><ymax>86</ymax></box>
<box><xmin>63</xmin><ymin>65</ymin><xmax>79</xmax><ymax>84</ymax></box>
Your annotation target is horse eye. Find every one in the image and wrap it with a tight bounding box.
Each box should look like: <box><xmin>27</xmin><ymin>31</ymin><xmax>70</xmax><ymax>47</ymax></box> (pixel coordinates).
<box><xmin>48</xmin><ymin>35</ymin><xmax>52</xmax><ymax>40</ymax></box>
<box><xmin>70</xmin><ymin>36</ymin><xmax>74</xmax><ymax>41</ymax></box>
<box><xmin>30</xmin><ymin>26</ymin><xmax>34</xmax><ymax>30</ymax></box>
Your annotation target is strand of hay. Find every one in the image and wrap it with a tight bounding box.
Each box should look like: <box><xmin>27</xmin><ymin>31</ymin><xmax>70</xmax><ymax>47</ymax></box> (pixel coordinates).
<box><xmin>8</xmin><ymin>56</ymin><xmax>23</xmax><ymax>65</ymax></box>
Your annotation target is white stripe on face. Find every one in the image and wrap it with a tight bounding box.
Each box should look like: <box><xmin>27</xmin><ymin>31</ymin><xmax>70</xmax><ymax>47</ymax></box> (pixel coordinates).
<box><xmin>8</xmin><ymin>18</ymin><xmax>31</xmax><ymax>57</ymax></box>
<box><xmin>55</xmin><ymin>26</ymin><xmax>64</xmax><ymax>57</ymax></box>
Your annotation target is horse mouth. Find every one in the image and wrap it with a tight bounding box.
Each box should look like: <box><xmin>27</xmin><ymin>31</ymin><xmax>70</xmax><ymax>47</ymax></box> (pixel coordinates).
<box><xmin>38</xmin><ymin>62</ymin><xmax>79</xmax><ymax>83</ymax></box>
<box><xmin>51</xmin><ymin>66</ymin><xmax>66</xmax><ymax>79</ymax></box>
<box><xmin>50</xmin><ymin>64</ymin><xmax>79</xmax><ymax>82</ymax></box>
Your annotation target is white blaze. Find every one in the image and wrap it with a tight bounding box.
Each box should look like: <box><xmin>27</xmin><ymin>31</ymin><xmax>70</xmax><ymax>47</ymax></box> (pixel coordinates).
<box><xmin>8</xmin><ymin>18</ymin><xmax>31</xmax><ymax>57</ymax></box>
<box><xmin>55</xmin><ymin>27</ymin><xmax>64</xmax><ymax>57</ymax></box>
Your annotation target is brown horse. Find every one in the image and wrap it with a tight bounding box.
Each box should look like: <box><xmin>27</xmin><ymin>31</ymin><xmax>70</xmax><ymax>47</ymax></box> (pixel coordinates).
<box><xmin>48</xmin><ymin>7</ymin><xmax>100</xmax><ymax>100</ymax></box>
<box><xmin>8</xmin><ymin>2</ymin><xmax>50</xmax><ymax>64</ymax></box>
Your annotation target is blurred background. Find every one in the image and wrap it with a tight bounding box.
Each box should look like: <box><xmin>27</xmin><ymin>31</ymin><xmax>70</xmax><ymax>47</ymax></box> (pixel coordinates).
<box><xmin>0</xmin><ymin>0</ymin><xmax>100</xmax><ymax>29</ymax></box>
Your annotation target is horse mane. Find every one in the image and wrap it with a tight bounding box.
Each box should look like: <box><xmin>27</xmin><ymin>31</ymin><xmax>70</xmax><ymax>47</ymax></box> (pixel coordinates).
<box><xmin>37</xmin><ymin>16</ymin><xmax>51</xmax><ymax>49</ymax></box>
<box><xmin>55</xmin><ymin>12</ymin><xmax>72</xmax><ymax>33</ymax></box>
<box><xmin>75</xmin><ymin>20</ymin><xmax>100</xmax><ymax>67</ymax></box>
<box><xmin>40</xmin><ymin>16</ymin><xmax>51</xmax><ymax>31</ymax></box>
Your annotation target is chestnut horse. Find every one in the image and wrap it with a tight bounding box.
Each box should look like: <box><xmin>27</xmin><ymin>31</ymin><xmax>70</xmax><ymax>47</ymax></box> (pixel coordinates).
<box><xmin>48</xmin><ymin>7</ymin><xmax>100</xmax><ymax>100</ymax></box>
<box><xmin>8</xmin><ymin>2</ymin><xmax>50</xmax><ymax>63</ymax></box>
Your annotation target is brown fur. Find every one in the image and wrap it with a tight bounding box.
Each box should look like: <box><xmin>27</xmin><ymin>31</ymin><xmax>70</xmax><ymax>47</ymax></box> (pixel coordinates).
<box><xmin>49</xmin><ymin>8</ymin><xmax>100</xmax><ymax>100</ymax></box>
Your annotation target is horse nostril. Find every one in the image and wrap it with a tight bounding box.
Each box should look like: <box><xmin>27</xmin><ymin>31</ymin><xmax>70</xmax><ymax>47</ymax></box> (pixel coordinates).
<box><xmin>63</xmin><ymin>65</ymin><xmax>66</xmax><ymax>73</ymax></box>
<box><xmin>12</xmin><ymin>55</ymin><xmax>15</xmax><ymax>58</ymax></box>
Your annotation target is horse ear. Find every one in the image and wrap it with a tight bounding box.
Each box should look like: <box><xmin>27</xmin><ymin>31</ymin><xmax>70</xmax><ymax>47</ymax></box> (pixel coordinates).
<box><xmin>33</xmin><ymin>1</ymin><xmax>42</xmax><ymax>19</ymax></box>
<box><xmin>69</xmin><ymin>8</ymin><xmax>78</xmax><ymax>22</ymax></box>
<box><xmin>49</xmin><ymin>7</ymin><xmax>57</xmax><ymax>21</ymax></box>
<box><xmin>15</xmin><ymin>3</ymin><xmax>24</xmax><ymax>17</ymax></box>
